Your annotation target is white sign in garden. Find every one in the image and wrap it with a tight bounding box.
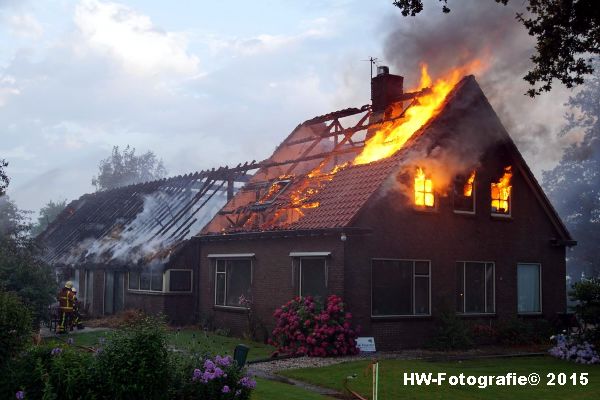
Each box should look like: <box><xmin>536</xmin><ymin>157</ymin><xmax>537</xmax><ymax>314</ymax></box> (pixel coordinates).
<box><xmin>356</xmin><ymin>337</ymin><xmax>376</xmax><ymax>352</ymax></box>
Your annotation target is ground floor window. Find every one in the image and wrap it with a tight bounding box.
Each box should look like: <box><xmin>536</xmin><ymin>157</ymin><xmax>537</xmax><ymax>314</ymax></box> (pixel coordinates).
<box><xmin>456</xmin><ymin>262</ymin><xmax>495</xmax><ymax>314</ymax></box>
<box><xmin>84</xmin><ymin>269</ymin><xmax>93</xmax><ymax>307</ymax></box>
<box><xmin>299</xmin><ymin>258</ymin><xmax>327</xmax><ymax>299</ymax></box>
<box><xmin>215</xmin><ymin>259</ymin><xmax>252</xmax><ymax>307</ymax></box>
<box><xmin>371</xmin><ymin>259</ymin><xmax>430</xmax><ymax>316</ymax></box>
<box><xmin>128</xmin><ymin>269</ymin><xmax>163</xmax><ymax>292</ymax></box>
<box><xmin>165</xmin><ymin>270</ymin><xmax>192</xmax><ymax>292</ymax></box>
<box><xmin>518</xmin><ymin>263</ymin><xmax>541</xmax><ymax>313</ymax></box>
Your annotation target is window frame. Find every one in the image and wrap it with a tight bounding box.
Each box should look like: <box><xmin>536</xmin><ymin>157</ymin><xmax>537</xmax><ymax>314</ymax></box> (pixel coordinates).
<box><xmin>456</xmin><ymin>261</ymin><xmax>496</xmax><ymax>315</ymax></box>
<box><xmin>490</xmin><ymin>171</ymin><xmax>512</xmax><ymax>217</ymax></box>
<box><xmin>213</xmin><ymin>258</ymin><xmax>253</xmax><ymax>309</ymax></box>
<box><xmin>297</xmin><ymin>257</ymin><xmax>328</xmax><ymax>298</ymax></box>
<box><xmin>164</xmin><ymin>269</ymin><xmax>193</xmax><ymax>293</ymax></box>
<box><xmin>370</xmin><ymin>258</ymin><xmax>431</xmax><ymax>318</ymax></box>
<box><xmin>128</xmin><ymin>270</ymin><xmax>164</xmax><ymax>293</ymax></box>
<box><xmin>453</xmin><ymin>174</ymin><xmax>476</xmax><ymax>215</ymax></box>
<box><xmin>414</xmin><ymin>172</ymin><xmax>436</xmax><ymax>210</ymax></box>
<box><xmin>517</xmin><ymin>263</ymin><xmax>542</xmax><ymax>315</ymax></box>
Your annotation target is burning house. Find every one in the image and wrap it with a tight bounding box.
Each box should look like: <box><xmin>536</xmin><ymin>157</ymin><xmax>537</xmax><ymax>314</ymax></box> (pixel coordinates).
<box><xmin>195</xmin><ymin>66</ymin><xmax>575</xmax><ymax>348</ymax></box>
<box><xmin>38</xmin><ymin>165</ymin><xmax>255</xmax><ymax>322</ymax></box>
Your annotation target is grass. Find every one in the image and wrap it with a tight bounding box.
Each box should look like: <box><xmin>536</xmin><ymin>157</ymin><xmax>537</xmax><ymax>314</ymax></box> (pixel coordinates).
<box><xmin>281</xmin><ymin>356</ymin><xmax>600</xmax><ymax>399</ymax></box>
<box><xmin>44</xmin><ymin>328</ymin><xmax>275</xmax><ymax>361</ymax></box>
<box><xmin>251</xmin><ymin>378</ymin><xmax>331</xmax><ymax>400</ymax></box>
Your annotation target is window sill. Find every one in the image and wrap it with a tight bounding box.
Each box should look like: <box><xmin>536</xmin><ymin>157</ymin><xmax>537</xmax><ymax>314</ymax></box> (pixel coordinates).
<box><xmin>456</xmin><ymin>313</ymin><xmax>497</xmax><ymax>318</ymax></box>
<box><xmin>213</xmin><ymin>305</ymin><xmax>249</xmax><ymax>313</ymax></box>
<box><xmin>453</xmin><ymin>210</ymin><xmax>476</xmax><ymax>217</ymax></box>
<box><xmin>518</xmin><ymin>312</ymin><xmax>543</xmax><ymax>317</ymax></box>
<box><xmin>371</xmin><ymin>314</ymin><xmax>431</xmax><ymax>321</ymax></box>
<box><xmin>490</xmin><ymin>214</ymin><xmax>512</xmax><ymax>220</ymax></box>
<box><xmin>127</xmin><ymin>289</ymin><xmax>192</xmax><ymax>296</ymax></box>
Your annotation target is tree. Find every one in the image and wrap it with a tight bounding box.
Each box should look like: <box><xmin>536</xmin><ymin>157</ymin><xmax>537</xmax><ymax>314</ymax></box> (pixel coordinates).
<box><xmin>92</xmin><ymin>145</ymin><xmax>167</xmax><ymax>191</ymax></box>
<box><xmin>543</xmin><ymin>59</ymin><xmax>600</xmax><ymax>278</ymax></box>
<box><xmin>0</xmin><ymin>196</ymin><xmax>56</xmax><ymax>326</ymax></box>
<box><xmin>392</xmin><ymin>0</ymin><xmax>600</xmax><ymax>96</ymax></box>
<box><xmin>31</xmin><ymin>199</ymin><xmax>67</xmax><ymax>237</ymax></box>
<box><xmin>0</xmin><ymin>159</ymin><xmax>8</xmax><ymax>196</ymax></box>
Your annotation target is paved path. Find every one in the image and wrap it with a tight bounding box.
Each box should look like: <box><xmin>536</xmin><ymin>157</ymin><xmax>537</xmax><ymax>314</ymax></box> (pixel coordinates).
<box><xmin>40</xmin><ymin>325</ymin><xmax>111</xmax><ymax>338</ymax></box>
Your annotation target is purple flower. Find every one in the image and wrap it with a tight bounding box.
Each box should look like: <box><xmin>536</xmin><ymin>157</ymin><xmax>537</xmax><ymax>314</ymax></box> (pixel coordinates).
<box><xmin>15</xmin><ymin>391</ymin><xmax>24</xmax><ymax>399</ymax></box>
<box><xmin>50</xmin><ymin>347</ymin><xmax>62</xmax><ymax>356</ymax></box>
<box><xmin>213</xmin><ymin>367</ymin><xmax>224</xmax><ymax>378</ymax></box>
<box><xmin>203</xmin><ymin>359</ymin><xmax>215</xmax><ymax>370</ymax></box>
<box><xmin>215</xmin><ymin>355</ymin><xmax>232</xmax><ymax>367</ymax></box>
<box><xmin>239</xmin><ymin>376</ymin><xmax>256</xmax><ymax>389</ymax></box>
<box><xmin>235</xmin><ymin>389</ymin><xmax>241</xmax><ymax>397</ymax></box>
<box><xmin>222</xmin><ymin>385</ymin><xmax>230</xmax><ymax>393</ymax></box>
<box><xmin>192</xmin><ymin>368</ymin><xmax>202</xmax><ymax>381</ymax></box>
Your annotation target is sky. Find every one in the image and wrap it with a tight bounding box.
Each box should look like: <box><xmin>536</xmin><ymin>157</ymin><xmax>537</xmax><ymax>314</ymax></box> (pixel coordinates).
<box><xmin>0</xmin><ymin>0</ymin><xmax>582</xmax><ymax>215</ymax></box>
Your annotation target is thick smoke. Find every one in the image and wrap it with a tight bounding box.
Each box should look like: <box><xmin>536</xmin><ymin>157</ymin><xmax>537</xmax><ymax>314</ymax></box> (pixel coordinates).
<box><xmin>379</xmin><ymin>0</ymin><xmax>574</xmax><ymax>176</ymax></box>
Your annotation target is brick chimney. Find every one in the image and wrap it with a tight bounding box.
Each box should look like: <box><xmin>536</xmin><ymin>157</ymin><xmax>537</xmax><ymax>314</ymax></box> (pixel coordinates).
<box><xmin>371</xmin><ymin>66</ymin><xmax>404</xmax><ymax>113</ymax></box>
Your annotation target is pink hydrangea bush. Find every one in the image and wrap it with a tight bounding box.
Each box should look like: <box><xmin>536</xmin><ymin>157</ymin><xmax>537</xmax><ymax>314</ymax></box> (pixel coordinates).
<box><xmin>269</xmin><ymin>295</ymin><xmax>359</xmax><ymax>357</ymax></box>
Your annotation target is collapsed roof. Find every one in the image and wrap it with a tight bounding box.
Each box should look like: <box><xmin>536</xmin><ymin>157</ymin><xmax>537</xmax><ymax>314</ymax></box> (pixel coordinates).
<box><xmin>38</xmin><ymin>164</ymin><xmax>256</xmax><ymax>268</ymax></box>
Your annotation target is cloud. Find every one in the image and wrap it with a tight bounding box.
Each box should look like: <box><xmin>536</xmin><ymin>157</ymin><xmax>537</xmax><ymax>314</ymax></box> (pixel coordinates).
<box><xmin>74</xmin><ymin>0</ymin><xmax>199</xmax><ymax>77</ymax></box>
<box><xmin>7</xmin><ymin>13</ymin><xmax>43</xmax><ymax>38</ymax></box>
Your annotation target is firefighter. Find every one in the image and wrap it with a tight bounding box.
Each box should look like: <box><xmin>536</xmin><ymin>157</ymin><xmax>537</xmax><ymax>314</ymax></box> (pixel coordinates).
<box><xmin>57</xmin><ymin>281</ymin><xmax>75</xmax><ymax>333</ymax></box>
<box><xmin>71</xmin><ymin>288</ymin><xmax>84</xmax><ymax>330</ymax></box>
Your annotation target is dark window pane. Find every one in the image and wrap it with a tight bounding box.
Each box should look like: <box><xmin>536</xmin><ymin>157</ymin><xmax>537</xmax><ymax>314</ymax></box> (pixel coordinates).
<box><xmin>300</xmin><ymin>258</ymin><xmax>327</xmax><ymax>299</ymax></box>
<box><xmin>414</xmin><ymin>276</ymin><xmax>429</xmax><ymax>314</ymax></box>
<box><xmin>169</xmin><ymin>270</ymin><xmax>192</xmax><ymax>292</ymax></box>
<box><xmin>415</xmin><ymin>261</ymin><xmax>429</xmax><ymax>276</ymax></box>
<box><xmin>225</xmin><ymin>260</ymin><xmax>251</xmax><ymax>306</ymax></box>
<box><xmin>486</xmin><ymin>263</ymin><xmax>495</xmax><ymax>313</ymax></box>
<box><xmin>456</xmin><ymin>262</ymin><xmax>464</xmax><ymax>313</ymax></box>
<box><xmin>216</xmin><ymin>260</ymin><xmax>226</xmax><ymax>273</ymax></box>
<box><xmin>129</xmin><ymin>271</ymin><xmax>139</xmax><ymax>290</ymax></box>
<box><xmin>465</xmin><ymin>262</ymin><xmax>485</xmax><ymax>313</ymax></box>
<box><xmin>151</xmin><ymin>271</ymin><xmax>163</xmax><ymax>291</ymax></box>
<box><xmin>453</xmin><ymin>174</ymin><xmax>475</xmax><ymax>212</ymax></box>
<box><xmin>140</xmin><ymin>271</ymin><xmax>151</xmax><ymax>290</ymax></box>
<box><xmin>372</xmin><ymin>260</ymin><xmax>412</xmax><ymax>316</ymax></box>
<box><xmin>215</xmin><ymin>273</ymin><xmax>225</xmax><ymax>305</ymax></box>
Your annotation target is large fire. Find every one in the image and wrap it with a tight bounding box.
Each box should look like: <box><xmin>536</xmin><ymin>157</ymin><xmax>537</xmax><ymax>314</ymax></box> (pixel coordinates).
<box><xmin>491</xmin><ymin>166</ymin><xmax>512</xmax><ymax>214</ymax></box>
<box><xmin>354</xmin><ymin>61</ymin><xmax>482</xmax><ymax>166</ymax></box>
<box><xmin>463</xmin><ymin>171</ymin><xmax>476</xmax><ymax>197</ymax></box>
<box><xmin>414</xmin><ymin>167</ymin><xmax>434</xmax><ymax>207</ymax></box>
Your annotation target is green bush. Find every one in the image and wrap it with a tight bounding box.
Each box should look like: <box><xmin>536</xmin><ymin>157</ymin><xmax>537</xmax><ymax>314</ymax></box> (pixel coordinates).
<box><xmin>92</xmin><ymin>315</ymin><xmax>171</xmax><ymax>400</ymax></box>
<box><xmin>570</xmin><ymin>278</ymin><xmax>600</xmax><ymax>345</ymax></box>
<box><xmin>496</xmin><ymin>317</ymin><xmax>552</xmax><ymax>345</ymax></box>
<box><xmin>0</xmin><ymin>290</ymin><xmax>33</xmax><ymax>369</ymax></box>
<box><xmin>427</xmin><ymin>312</ymin><xmax>473</xmax><ymax>350</ymax></box>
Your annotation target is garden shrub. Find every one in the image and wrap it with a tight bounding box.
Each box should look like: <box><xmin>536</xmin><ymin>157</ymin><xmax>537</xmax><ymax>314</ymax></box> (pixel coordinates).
<box><xmin>427</xmin><ymin>311</ymin><xmax>473</xmax><ymax>350</ymax></box>
<box><xmin>0</xmin><ymin>290</ymin><xmax>33</xmax><ymax>370</ymax></box>
<box><xmin>570</xmin><ymin>278</ymin><xmax>600</xmax><ymax>345</ymax></box>
<box><xmin>549</xmin><ymin>334</ymin><xmax>600</xmax><ymax>364</ymax></box>
<box><xmin>470</xmin><ymin>323</ymin><xmax>497</xmax><ymax>346</ymax></box>
<box><xmin>270</xmin><ymin>295</ymin><xmax>359</xmax><ymax>357</ymax></box>
<box><xmin>496</xmin><ymin>317</ymin><xmax>552</xmax><ymax>346</ymax></box>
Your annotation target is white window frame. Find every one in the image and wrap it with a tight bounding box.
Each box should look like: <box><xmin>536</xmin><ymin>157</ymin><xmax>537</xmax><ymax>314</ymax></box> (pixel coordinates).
<box><xmin>164</xmin><ymin>269</ymin><xmax>193</xmax><ymax>293</ymax></box>
<box><xmin>128</xmin><ymin>270</ymin><xmax>165</xmax><ymax>293</ymax></box>
<box><xmin>456</xmin><ymin>261</ymin><xmax>496</xmax><ymax>315</ymax></box>
<box><xmin>453</xmin><ymin>175</ymin><xmax>476</xmax><ymax>215</ymax></box>
<box><xmin>213</xmin><ymin>258</ymin><xmax>253</xmax><ymax>309</ymax></box>
<box><xmin>371</xmin><ymin>259</ymin><xmax>431</xmax><ymax>317</ymax></box>
<box><xmin>517</xmin><ymin>263</ymin><xmax>542</xmax><ymax>314</ymax></box>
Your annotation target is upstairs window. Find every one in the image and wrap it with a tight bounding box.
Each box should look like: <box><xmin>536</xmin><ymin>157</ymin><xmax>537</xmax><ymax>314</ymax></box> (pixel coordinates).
<box><xmin>215</xmin><ymin>259</ymin><xmax>252</xmax><ymax>307</ymax></box>
<box><xmin>491</xmin><ymin>166</ymin><xmax>512</xmax><ymax>215</ymax></box>
<box><xmin>414</xmin><ymin>167</ymin><xmax>435</xmax><ymax>208</ymax></box>
<box><xmin>372</xmin><ymin>259</ymin><xmax>430</xmax><ymax>316</ymax></box>
<box><xmin>456</xmin><ymin>262</ymin><xmax>495</xmax><ymax>314</ymax></box>
<box><xmin>454</xmin><ymin>171</ymin><xmax>476</xmax><ymax>213</ymax></box>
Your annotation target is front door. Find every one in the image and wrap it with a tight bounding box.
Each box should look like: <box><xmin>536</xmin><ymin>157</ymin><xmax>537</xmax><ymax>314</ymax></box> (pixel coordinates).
<box><xmin>104</xmin><ymin>271</ymin><xmax>124</xmax><ymax>315</ymax></box>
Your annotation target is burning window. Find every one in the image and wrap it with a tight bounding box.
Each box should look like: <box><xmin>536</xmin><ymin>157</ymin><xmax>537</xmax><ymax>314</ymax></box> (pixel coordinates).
<box><xmin>414</xmin><ymin>167</ymin><xmax>434</xmax><ymax>208</ymax></box>
<box><xmin>297</xmin><ymin>258</ymin><xmax>327</xmax><ymax>299</ymax></box>
<box><xmin>371</xmin><ymin>259</ymin><xmax>430</xmax><ymax>316</ymax></box>
<box><xmin>453</xmin><ymin>171</ymin><xmax>476</xmax><ymax>213</ymax></box>
<box><xmin>456</xmin><ymin>262</ymin><xmax>494</xmax><ymax>314</ymax></box>
<box><xmin>491</xmin><ymin>166</ymin><xmax>512</xmax><ymax>215</ymax></box>
<box><xmin>215</xmin><ymin>259</ymin><xmax>252</xmax><ymax>308</ymax></box>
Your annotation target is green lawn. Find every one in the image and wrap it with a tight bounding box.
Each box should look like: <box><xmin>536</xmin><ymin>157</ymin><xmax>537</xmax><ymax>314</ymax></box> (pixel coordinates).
<box><xmin>252</xmin><ymin>378</ymin><xmax>331</xmax><ymax>400</ymax></box>
<box><xmin>44</xmin><ymin>328</ymin><xmax>275</xmax><ymax>361</ymax></box>
<box><xmin>281</xmin><ymin>356</ymin><xmax>600</xmax><ymax>399</ymax></box>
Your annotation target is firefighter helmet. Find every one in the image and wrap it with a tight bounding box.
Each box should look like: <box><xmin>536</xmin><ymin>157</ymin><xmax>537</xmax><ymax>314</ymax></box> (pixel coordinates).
<box><xmin>65</xmin><ymin>281</ymin><xmax>74</xmax><ymax>289</ymax></box>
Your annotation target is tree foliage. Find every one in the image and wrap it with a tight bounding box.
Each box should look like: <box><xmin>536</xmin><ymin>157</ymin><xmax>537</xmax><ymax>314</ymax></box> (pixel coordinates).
<box><xmin>92</xmin><ymin>145</ymin><xmax>167</xmax><ymax>191</ymax></box>
<box><xmin>392</xmin><ymin>0</ymin><xmax>600</xmax><ymax>96</ymax></box>
<box><xmin>31</xmin><ymin>199</ymin><xmax>67</xmax><ymax>237</ymax></box>
<box><xmin>0</xmin><ymin>159</ymin><xmax>8</xmax><ymax>196</ymax></box>
<box><xmin>543</xmin><ymin>59</ymin><xmax>600</xmax><ymax>277</ymax></box>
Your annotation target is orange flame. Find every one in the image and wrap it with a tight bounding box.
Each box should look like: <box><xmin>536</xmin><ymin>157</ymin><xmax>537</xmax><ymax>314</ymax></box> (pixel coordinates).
<box><xmin>354</xmin><ymin>60</ymin><xmax>483</xmax><ymax>165</ymax></box>
<box><xmin>491</xmin><ymin>166</ymin><xmax>512</xmax><ymax>214</ymax></box>
<box><xmin>414</xmin><ymin>167</ymin><xmax>434</xmax><ymax>207</ymax></box>
<box><xmin>463</xmin><ymin>171</ymin><xmax>476</xmax><ymax>197</ymax></box>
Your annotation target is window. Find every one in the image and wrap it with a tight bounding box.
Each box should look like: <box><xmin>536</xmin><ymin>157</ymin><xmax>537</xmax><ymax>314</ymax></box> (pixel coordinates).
<box><xmin>215</xmin><ymin>259</ymin><xmax>252</xmax><ymax>307</ymax></box>
<box><xmin>456</xmin><ymin>262</ymin><xmax>495</xmax><ymax>314</ymax></box>
<box><xmin>372</xmin><ymin>259</ymin><xmax>430</xmax><ymax>316</ymax></box>
<box><xmin>299</xmin><ymin>258</ymin><xmax>327</xmax><ymax>299</ymax></box>
<box><xmin>491</xmin><ymin>166</ymin><xmax>512</xmax><ymax>215</ymax></box>
<box><xmin>84</xmin><ymin>269</ymin><xmax>93</xmax><ymax>307</ymax></box>
<box><xmin>414</xmin><ymin>168</ymin><xmax>435</xmax><ymax>208</ymax></box>
<box><xmin>454</xmin><ymin>171</ymin><xmax>476</xmax><ymax>213</ymax></box>
<box><xmin>167</xmin><ymin>270</ymin><xmax>192</xmax><ymax>292</ymax></box>
<box><xmin>518</xmin><ymin>263</ymin><xmax>541</xmax><ymax>313</ymax></box>
<box><xmin>129</xmin><ymin>270</ymin><xmax>163</xmax><ymax>292</ymax></box>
